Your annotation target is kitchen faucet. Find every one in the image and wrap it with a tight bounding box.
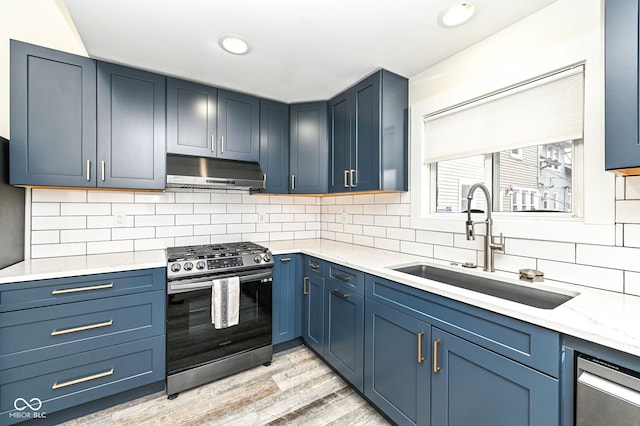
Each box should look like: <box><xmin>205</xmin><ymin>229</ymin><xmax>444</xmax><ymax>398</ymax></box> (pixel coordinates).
<box><xmin>465</xmin><ymin>183</ymin><xmax>505</xmax><ymax>272</ymax></box>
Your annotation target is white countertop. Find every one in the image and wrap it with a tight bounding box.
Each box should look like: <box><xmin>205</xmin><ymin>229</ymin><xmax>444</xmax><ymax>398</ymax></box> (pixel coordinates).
<box><xmin>267</xmin><ymin>239</ymin><xmax>640</xmax><ymax>359</ymax></box>
<box><xmin>2</xmin><ymin>240</ymin><xmax>639</xmax><ymax>359</ymax></box>
<box><xmin>0</xmin><ymin>250</ymin><xmax>166</xmax><ymax>284</ymax></box>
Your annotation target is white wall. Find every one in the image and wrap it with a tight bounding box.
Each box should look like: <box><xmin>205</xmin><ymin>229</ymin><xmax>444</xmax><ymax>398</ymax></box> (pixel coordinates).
<box><xmin>0</xmin><ymin>0</ymin><xmax>87</xmax><ymax>139</ymax></box>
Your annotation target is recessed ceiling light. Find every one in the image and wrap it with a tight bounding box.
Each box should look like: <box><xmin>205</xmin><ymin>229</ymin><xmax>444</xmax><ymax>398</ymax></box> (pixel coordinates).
<box><xmin>439</xmin><ymin>3</ymin><xmax>476</xmax><ymax>28</ymax></box>
<box><xmin>219</xmin><ymin>35</ymin><xmax>250</xmax><ymax>55</ymax></box>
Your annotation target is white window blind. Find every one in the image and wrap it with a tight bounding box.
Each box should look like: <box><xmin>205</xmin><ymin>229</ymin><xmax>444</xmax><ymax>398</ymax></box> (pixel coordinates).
<box><xmin>423</xmin><ymin>66</ymin><xmax>584</xmax><ymax>163</ymax></box>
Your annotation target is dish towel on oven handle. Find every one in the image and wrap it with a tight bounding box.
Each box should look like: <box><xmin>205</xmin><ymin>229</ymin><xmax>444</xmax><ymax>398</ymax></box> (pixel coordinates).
<box><xmin>211</xmin><ymin>276</ymin><xmax>240</xmax><ymax>329</ymax></box>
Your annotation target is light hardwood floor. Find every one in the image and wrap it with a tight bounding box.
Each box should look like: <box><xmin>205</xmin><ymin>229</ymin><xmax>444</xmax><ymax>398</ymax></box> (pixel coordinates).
<box><xmin>62</xmin><ymin>346</ymin><xmax>391</xmax><ymax>425</ymax></box>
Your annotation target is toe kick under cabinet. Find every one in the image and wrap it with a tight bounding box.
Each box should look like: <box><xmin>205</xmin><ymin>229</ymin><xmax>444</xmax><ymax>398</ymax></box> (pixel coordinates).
<box><xmin>0</xmin><ymin>268</ymin><xmax>166</xmax><ymax>423</ymax></box>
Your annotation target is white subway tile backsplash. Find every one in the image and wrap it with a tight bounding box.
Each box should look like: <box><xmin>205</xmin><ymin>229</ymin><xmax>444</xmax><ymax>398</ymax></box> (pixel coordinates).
<box><xmin>227</xmin><ymin>223</ymin><xmax>256</xmax><ymax>234</ymax></box>
<box><xmin>295</xmin><ymin>231</ymin><xmax>317</xmax><ymax>239</ymax></box>
<box><xmin>270</xmin><ymin>213</ymin><xmax>294</xmax><ymax>223</ymax></box>
<box><xmin>60</xmin><ymin>203</ymin><xmax>111</xmax><ymax>216</ymax></box>
<box><xmin>156</xmin><ymin>226</ymin><xmax>193</xmax><ymax>238</ymax></box>
<box><xmin>134</xmin><ymin>238</ymin><xmax>175</xmax><ymax>251</ymax></box>
<box><xmin>374</xmin><ymin>215</ymin><xmax>400</xmax><ymax>228</ymax></box>
<box><xmin>242</xmin><ymin>214</ymin><xmax>259</xmax><ymax>223</ymax></box>
<box><xmin>363</xmin><ymin>225</ymin><xmax>386</xmax><ymax>238</ymax></box>
<box><xmin>327</xmin><ymin>222</ymin><xmax>344</xmax><ymax>233</ymax></box>
<box><xmin>616</xmin><ymin>200</ymin><xmax>640</xmax><ymax>224</ymax></box>
<box><xmin>353</xmin><ymin>235</ymin><xmax>374</xmax><ymax>247</ymax></box>
<box><xmin>211</xmin><ymin>193</ymin><xmax>242</xmax><ymax>204</ymax></box>
<box><xmin>335</xmin><ymin>196</ymin><xmax>354</xmax><ymax>205</ymax></box>
<box><xmin>270</xmin><ymin>231</ymin><xmax>295</xmax><ymax>241</ymax></box>
<box><xmin>135</xmin><ymin>215</ymin><xmax>175</xmax><ymax>227</ymax></box>
<box><xmin>87</xmin><ymin>240</ymin><xmax>134</xmax><ymax>255</ymax></box>
<box><xmin>306</xmin><ymin>205</ymin><xmax>321</xmax><ymax>214</ymax></box>
<box><xmin>363</xmin><ymin>204</ymin><xmax>387</xmax><ymax>215</ymax></box>
<box><xmin>135</xmin><ymin>192</ymin><xmax>175</xmax><ymax>203</ymax></box>
<box><xmin>87</xmin><ymin>192</ymin><xmax>134</xmax><ymax>203</ymax></box>
<box><xmin>282</xmin><ymin>204</ymin><xmax>306</xmax><ymax>214</ymax></box>
<box><xmin>577</xmin><ymin>244</ymin><xmax>640</xmax><ymax>273</ymax></box>
<box><xmin>156</xmin><ymin>204</ymin><xmax>193</xmax><ymax>215</ymax></box>
<box><xmin>294</xmin><ymin>197</ymin><xmax>319</xmax><ymax>205</ymax></box>
<box><xmin>538</xmin><ymin>259</ymin><xmax>623</xmax><ymax>292</ymax></box>
<box><xmin>493</xmin><ymin>253</ymin><xmax>537</xmax><ymax>274</ymax></box>
<box><xmin>623</xmin><ymin>224</ymin><xmax>640</xmax><ymax>248</ymax></box>
<box><xmin>387</xmin><ymin>227</ymin><xmax>416</xmax><ymax>242</ymax></box>
<box><xmin>353</xmin><ymin>215</ymin><xmax>374</xmax><ymax>226</ymax></box>
<box><xmin>87</xmin><ymin>215</ymin><xmax>133</xmax><ymax>228</ymax></box>
<box><xmin>211</xmin><ymin>213</ymin><xmax>242</xmax><ymax>224</ymax></box>
<box><xmin>624</xmin><ymin>271</ymin><xmax>640</xmax><ymax>296</ymax></box>
<box><xmin>194</xmin><ymin>224</ymin><xmax>227</xmax><ymax>235</ymax></box>
<box><xmin>306</xmin><ymin>222</ymin><xmax>321</xmax><ymax>231</ymax></box>
<box><xmin>112</xmin><ymin>203</ymin><xmax>155</xmax><ymax>215</ymax></box>
<box><xmin>353</xmin><ymin>194</ymin><xmax>375</xmax><ymax>204</ymax></box>
<box><xmin>194</xmin><ymin>204</ymin><xmax>227</xmax><ymax>214</ymax></box>
<box><xmin>453</xmin><ymin>234</ymin><xmax>484</xmax><ymax>250</ymax></box>
<box><xmin>344</xmin><ymin>224</ymin><xmax>363</xmax><ymax>235</ymax></box>
<box><xmin>400</xmin><ymin>241</ymin><xmax>434</xmax><ymax>258</ymax></box>
<box><xmin>112</xmin><ymin>227</ymin><xmax>155</xmax><ymax>240</ymax></box>
<box><xmin>31</xmin><ymin>203</ymin><xmax>60</xmax><ymax>216</ymax></box>
<box><xmin>344</xmin><ymin>205</ymin><xmax>363</xmax><ymax>215</ymax></box>
<box><xmin>288</xmin><ymin>223</ymin><xmax>306</xmax><ymax>231</ymax></box>
<box><xmin>335</xmin><ymin>233</ymin><xmax>353</xmax><ymax>243</ymax></box>
<box><xmin>625</xmin><ymin>176</ymin><xmax>640</xmax><ymax>200</ymax></box>
<box><xmin>175</xmin><ymin>236</ymin><xmax>211</xmax><ymax>246</ymax></box>
<box><xmin>257</xmin><ymin>223</ymin><xmax>282</xmax><ymax>233</ymax></box>
<box><xmin>61</xmin><ymin>229</ymin><xmax>111</xmax><ymax>243</ymax></box>
<box><xmin>176</xmin><ymin>214</ymin><xmax>211</xmax><ymax>225</ymax></box>
<box><xmin>32</xmin><ymin>216</ymin><xmax>86</xmax><ymax>230</ymax></box>
<box><xmin>506</xmin><ymin>238</ymin><xmax>575</xmax><ymax>263</ymax></box>
<box><xmin>32</xmin><ymin>189</ymin><xmax>86</xmax><ymax>203</ymax></box>
<box><xmin>433</xmin><ymin>245</ymin><xmax>477</xmax><ymax>265</ymax></box>
<box><xmin>616</xmin><ymin>176</ymin><xmax>626</xmax><ymax>200</ymax></box>
<box><xmin>416</xmin><ymin>230</ymin><xmax>453</xmax><ymax>246</ymax></box>
<box><xmin>374</xmin><ymin>193</ymin><xmax>402</xmax><ymax>204</ymax></box>
<box><xmin>228</xmin><ymin>204</ymin><xmax>257</xmax><ymax>214</ymax></box>
<box><xmin>31</xmin><ymin>230</ymin><xmax>59</xmax><ymax>244</ymax></box>
<box><xmin>175</xmin><ymin>192</ymin><xmax>210</xmax><ymax>203</ymax></box>
<box><xmin>270</xmin><ymin>195</ymin><xmax>296</xmax><ymax>205</ymax></box>
<box><xmin>257</xmin><ymin>204</ymin><xmax>282</xmax><ymax>214</ymax></box>
<box><xmin>387</xmin><ymin>203</ymin><xmax>411</xmax><ymax>216</ymax></box>
<box><xmin>32</xmin><ymin>243</ymin><xmax>86</xmax><ymax>258</ymax></box>
<box><xmin>374</xmin><ymin>237</ymin><xmax>400</xmax><ymax>252</ymax></box>
<box><xmin>242</xmin><ymin>195</ymin><xmax>270</xmax><ymax>205</ymax></box>
<box><xmin>295</xmin><ymin>213</ymin><xmax>316</xmax><ymax>222</ymax></box>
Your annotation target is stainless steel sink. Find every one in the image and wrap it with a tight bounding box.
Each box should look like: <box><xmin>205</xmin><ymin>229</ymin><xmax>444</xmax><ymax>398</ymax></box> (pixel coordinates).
<box><xmin>391</xmin><ymin>264</ymin><xmax>575</xmax><ymax>309</ymax></box>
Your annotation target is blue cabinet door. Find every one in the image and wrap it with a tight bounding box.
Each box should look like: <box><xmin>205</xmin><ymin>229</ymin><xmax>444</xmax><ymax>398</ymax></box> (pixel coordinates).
<box><xmin>431</xmin><ymin>328</ymin><xmax>559</xmax><ymax>426</ymax></box>
<box><xmin>259</xmin><ymin>99</ymin><xmax>290</xmax><ymax>194</ymax></box>
<box><xmin>329</xmin><ymin>94</ymin><xmax>354</xmax><ymax>192</ymax></box>
<box><xmin>97</xmin><ymin>62</ymin><xmax>166</xmax><ymax>190</ymax></box>
<box><xmin>605</xmin><ymin>0</ymin><xmax>640</xmax><ymax>172</ymax></box>
<box><xmin>352</xmin><ymin>75</ymin><xmax>380</xmax><ymax>192</ymax></box>
<box><xmin>272</xmin><ymin>255</ymin><xmax>300</xmax><ymax>345</ymax></box>
<box><xmin>290</xmin><ymin>102</ymin><xmax>328</xmax><ymax>194</ymax></box>
<box><xmin>364</xmin><ymin>299</ymin><xmax>430</xmax><ymax>426</ymax></box>
<box><xmin>166</xmin><ymin>77</ymin><xmax>217</xmax><ymax>157</ymax></box>
<box><xmin>302</xmin><ymin>265</ymin><xmax>325</xmax><ymax>354</ymax></box>
<box><xmin>10</xmin><ymin>40</ymin><xmax>96</xmax><ymax>187</ymax></box>
<box><xmin>324</xmin><ymin>280</ymin><xmax>364</xmax><ymax>391</ymax></box>
<box><xmin>217</xmin><ymin>90</ymin><xmax>260</xmax><ymax>162</ymax></box>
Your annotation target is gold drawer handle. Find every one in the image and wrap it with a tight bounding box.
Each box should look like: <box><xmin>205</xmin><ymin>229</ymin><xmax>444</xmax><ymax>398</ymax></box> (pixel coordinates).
<box><xmin>52</xmin><ymin>283</ymin><xmax>114</xmax><ymax>295</ymax></box>
<box><xmin>433</xmin><ymin>339</ymin><xmax>441</xmax><ymax>373</ymax></box>
<box><xmin>417</xmin><ymin>332</ymin><xmax>425</xmax><ymax>363</ymax></box>
<box><xmin>52</xmin><ymin>368</ymin><xmax>114</xmax><ymax>390</ymax></box>
<box><xmin>51</xmin><ymin>320</ymin><xmax>113</xmax><ymax>336</ymax></box>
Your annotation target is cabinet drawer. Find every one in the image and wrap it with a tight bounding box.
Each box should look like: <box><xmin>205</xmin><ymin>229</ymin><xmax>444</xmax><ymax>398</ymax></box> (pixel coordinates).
<box><xmin>0</xmin><ymin>336</ymin><xmax>165</xmax><ymax>423</ymax></box>
<box><xmin>0</xmin><ymin>291</ymin><xmax>165</xmax><ymax>369</ymax></box>
<box><xmin>327</xmin><ymin>263</ymin><xmax>364</xmax><ymax>294</ymax></box>
<box><xmin>0</xmin><ymin>268</ymin><xmax>165</xmax><ymax>312</ymax></box>
<box><xmin>305</xmin><ymin>257</ymin><xmax>324</xmax><ymax>276</ymax></box>
<box><xmin>366</xmin><ymin>274</ymin><xmax>560</xmax><ymax>377</ymax></box>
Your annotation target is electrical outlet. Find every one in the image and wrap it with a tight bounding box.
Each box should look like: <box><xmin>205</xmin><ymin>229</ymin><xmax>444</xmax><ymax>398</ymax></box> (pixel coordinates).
<box><xmin>113</xmin><ymin>212</ymin><xmax>127</xmax><ymax>227</ymax></box>
<box><xmin>258</xmin><ymin>212</ymin><xmax>269</xmax><ymax>223</ymax></box>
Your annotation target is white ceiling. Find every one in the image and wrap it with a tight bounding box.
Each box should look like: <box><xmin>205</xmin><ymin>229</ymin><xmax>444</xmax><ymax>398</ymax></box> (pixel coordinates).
<box><xmin>63</xmin><ymin>0</ymin><xmax>558</xmax><ymax>103</ymax></box>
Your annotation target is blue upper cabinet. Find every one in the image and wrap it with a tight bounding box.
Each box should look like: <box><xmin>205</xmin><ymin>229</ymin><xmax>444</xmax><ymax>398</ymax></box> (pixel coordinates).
<box><xmin>97</xmin><ymin>62</ymin><xmax>166</xmax><ymax>190</ymax></box>
<box><xmin>605</xmin><ymin>0</ymin><xmax>640</xmax><ymax>174</ymax></box>
<box><xmin>329</xmin><ymin>69</ymin><xmax>408</xmax><ymax>193</ymax></box>
<box><xmin>259</xmin><ymin>99</ymin><xmax>290</xmax><ymax>194</ymax></box>
<box><xmin>10</xmin><ymin>40</ymin><xmax>97</xmax><ymax>187</ymax></box>
<box><xmin>217</xmin><ymin>89</ymin><xmax>260</xmax><ymax>162</ymax></box>
<box><xmin>166</xmin><ymin>78</ymin><xmax>217</xmax><ymax>157</ymax></box>
<box><xmin>290</xmin><ymin>102</ymin><xmax>328</xmax><ymax>194</ymax></box>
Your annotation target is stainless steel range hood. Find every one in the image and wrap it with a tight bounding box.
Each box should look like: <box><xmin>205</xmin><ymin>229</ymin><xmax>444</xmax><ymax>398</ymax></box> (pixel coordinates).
<box><xmin>166</xmin><ymin>154</ymin><xmax>266</xmax><ymax>191</ymax></box>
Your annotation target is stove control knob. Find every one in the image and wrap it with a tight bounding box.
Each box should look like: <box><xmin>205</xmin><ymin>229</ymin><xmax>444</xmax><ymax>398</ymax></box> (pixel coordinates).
<box><xmin>170</xmin><ymin>263</ymin><xmax>181</xmax><ymax>273</ymax></box>
<box><xmin>254</xmin><ymin>255</ymin><xmax>262</xmax><ymax>263</ymax></box>
<box><xmin>263</xmin><ymin>254</ymin><xmax>271</xmax><ymax>262</ymax></box>
<box><xmin>196</xmin><ymin>261</ymin><xmax>206</xmax><ymax>270</ymax></box>
<box><xmin>184</xmin><ymin>262</ymin><xmax>193</xmax><ymax>271</ymax></box>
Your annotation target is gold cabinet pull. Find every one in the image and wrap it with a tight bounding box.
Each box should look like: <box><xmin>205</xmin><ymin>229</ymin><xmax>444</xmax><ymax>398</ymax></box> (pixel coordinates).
<box><xmin>52</xmin><ymin>368</ymin><xmax>114</xmax><ymax>390</ymax></box>
<box><xmin>417</xmin><ymin>332</ymin><xmax>425</xmax><ymax>363</ymax></box>
<box><xmin>433</xmin><ymin>339</ymin><xmax>441</xmax><ymax>373</ymax></box>
<box><xmin>51</xmin><ymin>320</ymin><xmax>113</xmax><ymax>336</ymax></box>
<box><xmin>303</xmin><ymin>277</ymin><xmax>309</xmax><ymax>295</ymax></box>
<box><xmin>52</xmin><ymin>283</ymin><xmax>114</xmax><ymax>295</ymax></box>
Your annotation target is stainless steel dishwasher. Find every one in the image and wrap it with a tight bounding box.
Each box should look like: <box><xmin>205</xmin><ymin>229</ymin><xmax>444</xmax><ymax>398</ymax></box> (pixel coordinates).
<box><xmin>576</xmin><ymin>354</ymin><xmax>640</xmax><ymax>425</ymax></box>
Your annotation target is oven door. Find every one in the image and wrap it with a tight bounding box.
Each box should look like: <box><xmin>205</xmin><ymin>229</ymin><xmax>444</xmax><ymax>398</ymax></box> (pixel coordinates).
<box><xmin>166</xmin><ymin>268</ymin><xmax>273</xmax><ymax>376</ymax></box>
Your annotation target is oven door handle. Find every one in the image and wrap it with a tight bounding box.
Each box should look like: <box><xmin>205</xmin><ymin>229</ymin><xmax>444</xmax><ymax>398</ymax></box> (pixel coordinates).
<box><xmin>168</xmin><ymin>269</ymin><xmax>273</xmax><ymax>292</ymax></box>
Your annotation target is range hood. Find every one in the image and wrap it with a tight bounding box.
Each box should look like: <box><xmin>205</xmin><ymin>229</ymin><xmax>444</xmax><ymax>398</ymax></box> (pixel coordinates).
<box><xmin>166</xmin><ymin>154</ymin><xmax>266</xmax><ymax>191</ymax></box>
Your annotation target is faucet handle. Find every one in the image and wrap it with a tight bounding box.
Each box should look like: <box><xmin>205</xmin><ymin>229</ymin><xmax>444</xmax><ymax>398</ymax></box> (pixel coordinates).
<box><xmin>465</xmin><ymin>220</ymin><xmax>475</xmax><ymax>240</ymax></box>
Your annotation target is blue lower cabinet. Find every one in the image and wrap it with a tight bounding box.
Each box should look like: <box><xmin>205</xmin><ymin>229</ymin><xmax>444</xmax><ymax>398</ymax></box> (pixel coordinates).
<box><xmin>272</xmin><ymin>254</ymin><xmax>301</xmax><ymax>345</ymax></box>
<box><xmin>431</xmin><ymin>328</ymin><xmax>559</xmax><ymax>426</ymax></box>
<box><xmin>302</xmin><ymin>266</ymin><xmax>325</xmax><ymax>354</ymax></box>
<box><xmin>323</xmin><ymin>281</ymin><xmax>364</xmax><ymax>391</ymax></box>
<box><xmin>0</xmin><ymin>335</ymin><xmax>165</xmax><ymax>424</ymax></box>
<box><xmin>364</xmin><ymin>300</ymin><xmax>430</xmax><ymax>426</ymax></box>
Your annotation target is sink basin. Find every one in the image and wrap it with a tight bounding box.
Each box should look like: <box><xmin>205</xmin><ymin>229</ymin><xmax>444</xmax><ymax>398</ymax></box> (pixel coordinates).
<box><xmin>391</xmin><ymin>264</ymin><xmax>575</xmax><ymax>309</ymax></box>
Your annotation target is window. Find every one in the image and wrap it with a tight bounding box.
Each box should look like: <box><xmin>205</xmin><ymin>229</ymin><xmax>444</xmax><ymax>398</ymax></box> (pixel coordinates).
<box><xmin>434</xmin><ymin>140</ymin><xmax>576</xmax><ymax>214</ymax></box>
<box><xmin>423</xmin><ymin>66</ymin><xmax>583</xmax><ymax>218</ymax></box>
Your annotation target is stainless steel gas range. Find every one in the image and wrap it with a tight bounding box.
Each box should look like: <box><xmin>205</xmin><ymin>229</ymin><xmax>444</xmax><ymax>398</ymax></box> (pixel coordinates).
<box><xmin>165</xmin><ymin>242</ymin><xmax>274</xmax><ymax>397</ymax></box>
